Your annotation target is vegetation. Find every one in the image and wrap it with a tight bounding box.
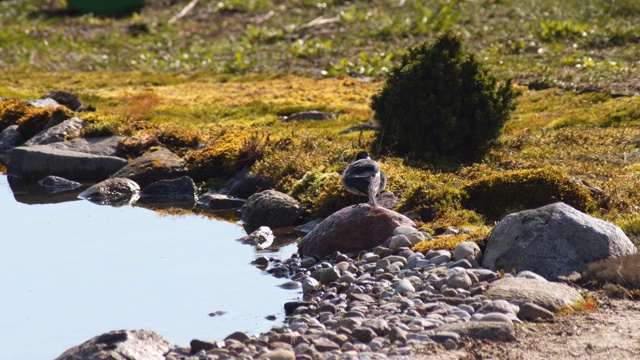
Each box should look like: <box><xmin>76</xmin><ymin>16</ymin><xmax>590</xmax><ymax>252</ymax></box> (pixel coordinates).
<box><xmin>1</xmin><ymin>1</ymin><xmax>640</xmax><ymax>292</ymax></box>
<box><xmin>370</xmin><ymin>31</ymin><xmax>520</xmax><ymax>165</ymax></box>
<box><xmin>582</xmin><ymin>254</ymin><xmax>640</xmax><ymax>295</ymax></box>
<box><xmin>462</xmin><ymin>168</ymin><xmax>596</xmax><ymax>221</ymax></box>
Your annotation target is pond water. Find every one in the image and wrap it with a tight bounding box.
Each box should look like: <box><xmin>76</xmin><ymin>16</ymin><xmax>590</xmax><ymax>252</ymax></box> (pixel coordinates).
<box><xmin>0</xmin><ymin>174</ymin><xmax>299</xmax><ymax>360</ymax></box>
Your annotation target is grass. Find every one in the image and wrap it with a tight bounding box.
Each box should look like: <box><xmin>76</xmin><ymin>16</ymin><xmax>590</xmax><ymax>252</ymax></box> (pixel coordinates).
<box><xmin>1</xmin><ymin>0</ymin><xmax>640</xmax><ymax>276</ymax></box>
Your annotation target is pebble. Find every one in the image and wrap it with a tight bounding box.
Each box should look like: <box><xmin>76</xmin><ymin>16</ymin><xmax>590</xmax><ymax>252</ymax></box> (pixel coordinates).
<box><xmin>164</xmin><ymin>230</ymin><xmax>549</xmax><ymax>359</ymax></box>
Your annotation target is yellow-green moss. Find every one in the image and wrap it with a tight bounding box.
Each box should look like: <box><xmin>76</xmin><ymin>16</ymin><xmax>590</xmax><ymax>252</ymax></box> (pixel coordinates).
<box><xmin>184</xmin><ymin>128</ymin><xmax>261</xmax><ymax>182</ymax></box>
<box><xmin>16</xmin><ymin>105</ymin><xmax>76</xmax><ymax>139</ymax></box>
<box><xmin>412</xmin><ymin>230</ymin><xmax>489</xmax><ymax>253</ymax></box>
<box><xmin>289</xmin><ymin>169</ymin><xmax>360</xmax><ymax>217</ymax></box>
<box><xmin>462</xmin><ymin>167</ymin><xmax>596</xmax><ymax>221</ymax></box>
<box><xmin>0</xmin><ymin>99</ymin><xmax>30</xmax><ymax>131</ymax></box>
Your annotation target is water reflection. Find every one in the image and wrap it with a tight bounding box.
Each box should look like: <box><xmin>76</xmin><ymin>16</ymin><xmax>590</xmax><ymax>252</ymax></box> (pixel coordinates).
<box><xmin>0</xmin><ymin>174</ymin><xmax>300</xmax><ymax>360</ymax></box>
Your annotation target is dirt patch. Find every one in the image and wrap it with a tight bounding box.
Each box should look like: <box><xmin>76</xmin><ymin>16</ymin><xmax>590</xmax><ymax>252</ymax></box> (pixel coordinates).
<box><xmin>410</xmin><ymin>292</ymin><xmax>640</xmax><ymax>359</ymax></box>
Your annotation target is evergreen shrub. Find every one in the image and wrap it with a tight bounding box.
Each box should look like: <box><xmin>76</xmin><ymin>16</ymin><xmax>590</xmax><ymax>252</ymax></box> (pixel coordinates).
<box><xmin>370</xmin><ymin>31</ymin><xmax>520</xmax><ymax>165</ymax></box>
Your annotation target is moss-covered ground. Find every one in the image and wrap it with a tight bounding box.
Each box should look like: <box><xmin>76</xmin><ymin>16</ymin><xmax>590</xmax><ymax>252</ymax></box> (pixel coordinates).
<box><xmin>2</xmin><ymin>0</ymin><xmax>640</xmax><ymax>258</ymax></box>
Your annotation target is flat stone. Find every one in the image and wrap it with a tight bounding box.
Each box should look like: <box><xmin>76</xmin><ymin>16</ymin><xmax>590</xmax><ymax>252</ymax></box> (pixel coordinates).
<box><xmin>485</xmin><ymin>277</ymin><xmax>584</xmax><ymax>311</ymax></box>
<box><xmin>438</xmin><ymin>321</ymin><xmax>516</xmax><ymax>341</ymax></box>
<box><xmin>518</xmin><ymin>302</ymin><xmax>555</xmax><ymax>321</ymax></box>
<box><xmin>311</xmin><ymin>338</ymin><xmax>340</xmax><ymax>352</ymax></box>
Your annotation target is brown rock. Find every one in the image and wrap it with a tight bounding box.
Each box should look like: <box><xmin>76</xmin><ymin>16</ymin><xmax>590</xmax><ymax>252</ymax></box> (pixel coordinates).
<box><xmin>110</xmin><ymin>147</ymin><xmax>186</xmax><ymax>188</ymax></box>
<box><xmin>519</xmin><ymin>302</ymin><xmax>555</xmax><ymax>321</ymax></box>
<box><xmin>311</xmin><ymin>338</ymin><xmax>340</xmax><ymax>352</ymax></box>
<box><xmin>298</xmin><ymin>204</ymin><xmax>415</xmax><ymax>258</ymax></box>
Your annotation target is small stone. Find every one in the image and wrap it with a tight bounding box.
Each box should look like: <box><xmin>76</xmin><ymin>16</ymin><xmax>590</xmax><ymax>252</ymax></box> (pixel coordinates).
<box><xmin>389</xmin><ymin>235</ymin><xmax>412</xmax><ymax>251</ymax></box>
<box><xmin>321</xmin><ymin>266</ymin><xmax>340</xmax><ymax>284</ymax></box>
<box><xmin>302</xmin><ymin>277</ymin><xmax>320</xmax><ymax>293</ymax></box>
<box><xmin>444</xmin><ymin>338</ymin><xmax>457</xmax><ymax>350</ymax></box>
<box><xmin>258</xmin><ymin>349</ymin><xmax>295</xmax><ymax>360</ymax></box>
<box><xmin>353</xmin><ymin>327</ymin><xmax>376</xmax><ymax>343</ymax></box>
<box><xmin>190</xmin><ymin>339</ymin><xmax>217</xmax><ymax>354</ymax></box>
<box><xmin>224</xmin><ymin>331</ymin><xmax>251</xmax><ymax>343</ymax></box>
<box><xmin>447</xmin><ymin>272</ymin><xmax>473</xmax><ymax>289</ymax></box>
<box><xmin>518</xmin><ymin>302</ymin><xmax>555</xmax><ymax>321</ymax></box>
<box><xmin>396</xmin><ymin>279</ymin><xmax>415</xmax><ymax>294</ymax></box>
<box><xmin>389</xmin><ymin>326</ymin><xmax>407</xmax><ymax>344</ymax></box>
<box><xmin>454</xmin><ymin>241</ymin><xmax>482</xmax><ymax>262</ymax></box>
<box><xmin>311</xmin><ymin>338</ymin><xmax>340</xmax><ymax>352</ymax></box>
<box><xmin>474</xmin><ymin>312</ymin><xmax>514</xmax><ymax>324</ymax></box>
<box><xmin>432</xmin><ymin>331</ymin><xmax>460</xmax><ymax>343</ymax></box>
<box><xmin>516</xmin><ymin>270</ymin><xmax>547</xmax><ymax>281</ymax></box>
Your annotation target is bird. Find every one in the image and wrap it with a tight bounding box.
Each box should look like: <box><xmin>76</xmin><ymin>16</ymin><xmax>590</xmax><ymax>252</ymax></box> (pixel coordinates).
<box><xmin>342</xmin><ymin>151</ymin><xmax>387</xmax><ymax>207</ymax></box>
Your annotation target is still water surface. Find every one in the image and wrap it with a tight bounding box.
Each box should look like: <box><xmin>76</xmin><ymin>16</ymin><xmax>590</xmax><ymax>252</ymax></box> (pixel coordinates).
<box><xmin>0</xmin><ymin>174</ymin><xmax>299</xmax><ymax>360</ymax></box>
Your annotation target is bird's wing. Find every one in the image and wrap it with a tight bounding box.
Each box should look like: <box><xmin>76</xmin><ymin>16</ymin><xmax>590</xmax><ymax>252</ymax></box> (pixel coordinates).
<box><xmin>343</xmin><ymin>160</ymin><xmax>379</xmax><ymax>178</ymax></box>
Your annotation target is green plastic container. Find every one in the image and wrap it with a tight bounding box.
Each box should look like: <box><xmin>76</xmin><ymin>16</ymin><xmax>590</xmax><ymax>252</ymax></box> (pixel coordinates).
<box><xmin>67</xmin><ymin>0</ymin><xmax>145</xmax><ymax>15</ymax></box>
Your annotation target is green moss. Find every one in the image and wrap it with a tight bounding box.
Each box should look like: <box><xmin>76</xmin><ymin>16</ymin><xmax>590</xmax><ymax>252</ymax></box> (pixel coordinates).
<box><xmin>289</xmin><ymin>169</ymin><xmax>359</xmax><ymax>217</ymax></box>
<box><xmin>462</xmin><ymin>167</ymin><xmax>596</xmax><ymax>221</ymax></box>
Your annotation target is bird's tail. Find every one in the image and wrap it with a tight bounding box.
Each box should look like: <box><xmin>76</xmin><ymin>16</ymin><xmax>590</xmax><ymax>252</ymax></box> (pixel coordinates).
<box><xmin>368</xmin><ymin>181</ymin><xmax>378</xmax><ymax>207</ymax></box>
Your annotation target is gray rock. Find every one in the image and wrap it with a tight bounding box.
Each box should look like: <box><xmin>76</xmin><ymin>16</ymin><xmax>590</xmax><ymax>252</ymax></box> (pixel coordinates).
<box><xmin>483</xmin><ymin>202</ymin><xmax>637</xmax><ymax>280</ymax></box>
<box><xmin>0</xmin><ymin>125</ymin><xmax>25</xmax><ymax>164</ymax></box>
<box><xmin>438</xmin><ymin>321</ymin><xmax>516</xmax><ymax>341</ymax></box>
<box><xmin>197</xmin><ymin>192</ymin><xmax>245</xmax><ymax>211</ymax></box>
<box><xmin>389</xmin><ymin>326</ymin><xmax>407</xmax><ymax>344</ymax></box>
<box><xmin>432</xmin><ymin>331</ymin><xmax>460</xmax><ymax>343</ymax></box>
<box><xmin>516</xmin><ymin>270</ymin><xmax>547</xmax><ymax>281</ymax></box>
<box><xmin>298</xmin><ymin>204</ymin><xmax>415</xmax><ymax>258</ymax></box>
<box><xmin>8</xmin><ymin>145</ymin><xmax>127</xmax><ymax>180</ymax></box>
<box><xmin>43</xmin><ymin>90</ymin><xmax>84</xmax><ymax>111</ymax></box>
<box><xmin>353</xmin><ymin>327</ymin><xmax>376</xmax><ymax>343</ymax></box>
<box><xmin>474</xmin><ymin>312</ymin><xmax>514</xmax><ymax>324</ymax></box>
<box><xmin>78</xmin><ymin>178</ymin><xmax>140</xmax><ymax>206</ymax></box>
<box><xmin>454</xmin><ymin>241</ymin><xmax>482</xmax><ymax>263</ymax></box>
<box><xmin>36</xmin><ymin>136</ymin><xmax>121</xmax><ymax>156</ymax></box>
<box><xmin>241</xmin><ymin>190</ymin><xmax>303</xmax><ymax>232</ymax></box>
<box><xmin>396</xmin><ymin>279</ymin><xmax>415</xmax><ymax>294</ymax></box>
<box><xmin>24</xmin><ymin>117</ymin><xmax>84</xmax><ymax>146</ymax></box>
<box><xmin>38</xmin><ymin>175</ymin><xmax>82</xmax><ymax>194</ymax></box>
<box><xmin>485</xmin><ymin>277</ymin><xmax>584</xmax><ymax>311</ymax></box>
<box><xmin>518</xmin><ymin>302</ymin><xmax>555</xmax><ymax>321</ymax></box>
<box><xmin>220</xmin><ymin>165</ymin><xmax>274</xmax><ymax>199</ymax></box>
<box><xmin>55</xmin><ymin>329</ymin><xmax>174</xmax><ymax>360</ymax></box>
<box><xmin>302</xmin><ymin>277</ymin><xmax>320</xmax><ymax>294</ymax></box>
<box><xmin>110</xmin><ymin>148</ymin><xmax>186</xmax><ymax>188</ymax></box>
<box><xmin>447</xmin><ymin>272</ymin><xmax>473</xmax><ymax>289</ymax></box>
<box><xmin>26</xmin><ymin>97</ymin><xmax>60</xmax><ymax>108</ymax></box>
<box><xmin>388</xmin><ymin>235</ymin><xmax>412</xmax><ymax>251</ymax></box>
<box><xmin>139</xmin><ymin>176</ymin><xmax>197</xmax><ymax>201</ymax></box>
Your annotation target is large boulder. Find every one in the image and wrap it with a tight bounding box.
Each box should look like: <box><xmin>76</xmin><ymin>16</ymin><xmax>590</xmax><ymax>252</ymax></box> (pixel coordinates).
<box><xmin>8</xmin><ymin>145</ymin><xmax>127</xmax><ymax>180</ymax></box>
<box><xmin>241</xmin><ymin>190</ymin><xmax>303</xmax><ymax>232</ymax></box>
<box><xmin>55</xmin><ymin>329</ymin><xmax>173</xmax><ymax>360</ymax></box>
<box><xmin>485</xmin><ymin>277</ymin><xmax>584</xmax><ymax>311</ymax></box>
<box><xmin>37</xmin><ymin>135</ymin><xmax>121</xmax><ymax>156</ymax></box>
<box><xmin>110</xmin><ymin>148</ymin><xmax>186</xmax><ymax>188</ymax></box>
<box><xmin>298</xmin><ymin>204</ymin><xmax>416</xmax><ymax>258</ymax></box>
<box><xmin>24</xmin><ymin>117</ymin><xmax>85</xmax><ymax>146</ymax></box>
<box><xmin>483</xmin><ymin>202</ymin><xmax>637</xmax><ymax>280</ymax></box>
